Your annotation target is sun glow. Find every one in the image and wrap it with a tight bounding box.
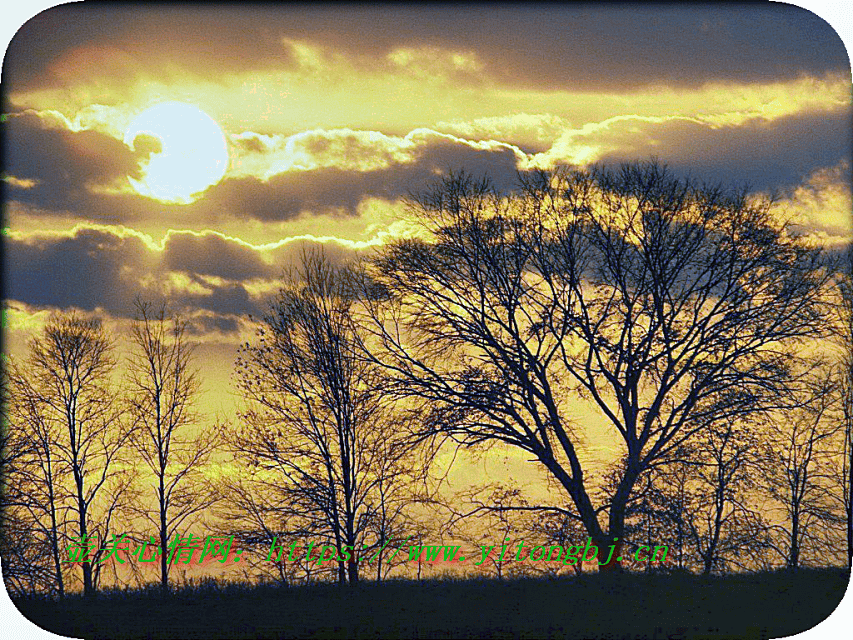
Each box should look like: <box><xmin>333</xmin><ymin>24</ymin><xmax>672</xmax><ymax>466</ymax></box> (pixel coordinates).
<box><xmin>124</xmin><ymin>102</ymin><xmax>228</xmax><ymax>204</ymax></box>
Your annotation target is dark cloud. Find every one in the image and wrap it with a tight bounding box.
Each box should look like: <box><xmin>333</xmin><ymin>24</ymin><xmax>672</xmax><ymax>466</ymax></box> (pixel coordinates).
<box><xmin>180</xmin><ymin>280</ymin><xmax>257</xmax><ymax>318</ymax></box>
<box><xmin>5</xmin><ymin>5</ymin><xmax>848</xmax><ymax>94</ymax></box>
<box><xmin>5</xmin><ymin>227</ymin><xmax>265</xmax><ymax>319</ymax></box>
<box><xmin>199</xmin><ymin>139</ymin><xmax>522</xmax><ymax>222</ymax></box>
<box><xmin>7</xmin><ymin>109</ymin><xmax>849</xmax><ymax>228</ymax></box>
<box><xmin>162</xmin><ymin>231</ymin><xmax>274</xmax><ymax>281</ymax></box>
<box><xmin>592</xmin><ymin>110</ymin><xmax>852</xmax><ymax>192</ymax></box>
<box><xmin>3</xmin><ymin>226</ymin><xmax>372</xmax><ymax>325</ymax></box>
<box><xmin>265</xmin><ymin>239</ymin><xmax>362</xmax><ymax>272</ymax></box>
<box><xmin>3</xmin><ymin>111</ymin><xmax>149</xmax><ymax>197</ymax></box>
<box><xmin>5</xmin><ymin>227</ymin><xmax>154</xmax><ymax>314</ymax></box>
<box><xmin>184</xmin><ymin>313</ymin><xmax>240</xmax><ymax>337</ymax></box>
<box><xmin>5</xmin><ymin>126</ymin><xmax>524</xmax><ymax>224</ymax></box>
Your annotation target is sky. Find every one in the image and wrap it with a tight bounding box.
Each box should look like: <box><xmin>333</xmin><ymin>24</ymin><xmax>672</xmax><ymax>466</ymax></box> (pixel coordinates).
<box><xmin>2</xmin><ymin>3</ymin><xmax>852</xmax><ymax>474</ymax></box>
<box><xmin>1</xmin><ymin>2</ymin><xmax>853</xmax><ymax>630</ymax></box>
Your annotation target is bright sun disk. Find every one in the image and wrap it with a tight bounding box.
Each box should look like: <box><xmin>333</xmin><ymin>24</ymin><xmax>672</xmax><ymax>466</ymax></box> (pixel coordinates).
<box><xmin>124</xmin><ymin>102</ymin><xmax>229</xmax><ymax>204</ymax></box>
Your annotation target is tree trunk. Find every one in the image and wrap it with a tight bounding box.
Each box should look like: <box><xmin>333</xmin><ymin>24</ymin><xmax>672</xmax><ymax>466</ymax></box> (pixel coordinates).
<box><xmin>347</xmin><ymin>557</ymin><xmax>359</xmax><ymax>585</ymax></box>
<box><xmin>789</xmin><ymin>511</ymin><xmax>800</xmax><ymax>570</ymax></box>
<box><xmin>337</xmin><ymin>558</ymin><xmax>346</xmax><ymax>585</ymax></box>
<box><xmin>45</xmin><ymin>472</ymin><xmax>64</xmax><ymax>599</ymax></box>
<box><xmin>75</xmin><ymin>479</ymin><xmax>94</xmax><ymax>597</ymax></box>
<box><xmin>159</xmin><ymin>505</ymin><xmax>169</xmax><ymax>593</ymax></box>
<box><xmin>596</xmin><ymin>537</ymin><xmax>625</xmax><ymax>573</ymax></box>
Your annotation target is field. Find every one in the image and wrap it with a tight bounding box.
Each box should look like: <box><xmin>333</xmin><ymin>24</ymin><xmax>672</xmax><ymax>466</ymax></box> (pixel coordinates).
<box><xmin>11</xmin><ymin>568</ymin><xmax>850</xmax><ymax>639</ymax></box>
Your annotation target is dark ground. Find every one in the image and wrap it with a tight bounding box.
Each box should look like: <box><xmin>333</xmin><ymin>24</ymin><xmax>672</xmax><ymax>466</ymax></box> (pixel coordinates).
<box><xmin>10</xmin><ymin>568</ymin><xmax>851</xmax><ymax>639</ymax></box>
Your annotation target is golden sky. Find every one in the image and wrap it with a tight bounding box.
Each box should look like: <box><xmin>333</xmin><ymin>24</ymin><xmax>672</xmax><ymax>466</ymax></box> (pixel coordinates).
<box><xmin>3</xmin><ymin>3</ymin><xmax>852</xmax><ymax>426</ymax></box>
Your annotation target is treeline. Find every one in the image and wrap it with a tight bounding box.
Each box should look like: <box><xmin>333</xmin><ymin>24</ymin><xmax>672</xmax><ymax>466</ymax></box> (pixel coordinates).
<box><xmin>2</xmin><ymin>162</ymin><xmax>852</xmax><ymax>598</ymax></box>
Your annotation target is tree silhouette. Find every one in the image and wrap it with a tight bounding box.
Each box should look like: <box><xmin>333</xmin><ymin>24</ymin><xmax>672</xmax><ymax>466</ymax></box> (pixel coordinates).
<box><xmin>127</xmin><ymin>299</ymin><xmax>216</xmax><ymax>593</ymax></box>
<box><xmin>2</xmin><ymin>365</ymin><xmax>64</xmax><ymax>596</ymax></box>
<box><xmin>763</xmin><ymin>374</ymin><xmax>841</xmax><ymax>570</ymax></box>
<box><xmin>232</xmin><ymin>249</ymin><xmax>428</xmax><ymax>585</ymax></box>
<box><xmin>361</xmin><ymin>162</ymin><xmax>832</xmax><ymax>571</ymax></box>
<box><xmin>7</xmin><ymin>313</ymin><xmax>133</xmax><ymax>596</ymax></box>
<box><xmin>830</xmin><ymin>246</ymin><xmax>853</xmax><ymax>569</ymax></box>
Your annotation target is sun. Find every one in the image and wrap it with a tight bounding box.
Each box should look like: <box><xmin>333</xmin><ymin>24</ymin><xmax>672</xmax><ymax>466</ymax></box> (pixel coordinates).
<box><xmin>124</xmin><ymin>102</ymin><xmax>229</xmax><ymax>204</ymax></box>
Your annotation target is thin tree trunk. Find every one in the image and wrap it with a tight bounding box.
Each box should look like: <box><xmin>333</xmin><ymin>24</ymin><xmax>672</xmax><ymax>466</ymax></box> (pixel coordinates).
<box><xmin>159</xmin><ymin>482</ymin><xmax>169</xmax><ymax>593</ymax></box>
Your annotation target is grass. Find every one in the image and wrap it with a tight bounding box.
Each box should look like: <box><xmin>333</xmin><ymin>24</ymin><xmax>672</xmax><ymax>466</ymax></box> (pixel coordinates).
<box><xmin>11</xmin><ymin>567</ymin><xmax>850</xmax><ymax>639</ymax></box>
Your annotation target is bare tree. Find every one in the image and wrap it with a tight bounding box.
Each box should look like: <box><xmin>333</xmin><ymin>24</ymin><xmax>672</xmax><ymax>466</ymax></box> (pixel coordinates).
<box><xmin>127</xmin><ymin>299</ymin><xmax>215</xmax><ymax>593</ymax></box>
<box><xmin>640</xmin><ymin>462</ymin><xmax>695</xmax><ymax>572</ymax></box>
<box><xmin>830</xmin><ymin>246</ymin><xmax>853</xmax><ymax>569</ymax></box>
<box><xmin>841</xmin><ymin>371</ymin><xmax>853</xmax><ymax>570</ymax></box>
<box><xmin>763</xmin><ymin>375</ymin><xmax>841</xmax><ymax>570</ymax></box>
<box><xmin>232</xmin><ymin>250</ymin><xmax>427</xmax><ymax>585</ymax></box>
<box><xmin>210</xmin><ymin>473</ymin><xmax>305</xmax><ymax>586</ymax></box>
<box><xmin>449</xmin><ymin>485</ymin><xmax>531</xmax><ymax>580</ymax></box>
<box><xmin>11</xmin><ymin>312</ymin><xmax>132</xmax><ymax>596</ymax></box>
<box><xmin>361</xmin><ymin>163</ymin><xmax>831</xmax><ymax>571</ymax></box>
<box><xmin>683</xmin><ymin>422</ymin><xmax>769</xmax><ymax>574</ymax></box>
<box><xmin>3</xmin><ymin>361</ymin><xmax>69</xmax><ymax>597</ymax></box>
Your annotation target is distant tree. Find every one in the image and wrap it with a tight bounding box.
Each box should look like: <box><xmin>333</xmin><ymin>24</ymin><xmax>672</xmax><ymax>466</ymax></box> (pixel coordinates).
<box><xmin>763</xmin><ymin>375</ymin><xmax>841</xmax><ymax>570</ymax></box>
<box><xmin>361</xmin><ymin>163</ymin><xmax>831</xmax><ymax>571</ymax></box>
<box><xmin>449</xmin><ymin>485</ymin><xmax>530</xmax><ymax>580</ymax></box>
<box><xmin>623</xmin><ymin>470</ymin><xmax>677</xmax><ymax>573</ymax></box>
<box><xmin>830</xmin><ymin>246</ymin><xmax>853</xmax><ymax>569</ymax></box>
<box><xmin>127</xmin><ymin>300</ymin><xmax>216</xmax><ymax>593</ymax></box>
<box><xmin>365</xmin><ymin>429</ymin><xmax>433</xmax><ymax>581</ymax></box>
<box><xmin>644</xmin><ymin>462</ymin><xmax>695</xmax><ymax>572</ymax></box>
<box><xmin>9</xmin><ymin>313</ymin><xmax>132</xmax><ymax>597</ymax></box>
<box><xmin>3</xmin><ymin>361</ymin><xmax>67</xmax><ymax>597</ymax></box>
<box><xmin>211</xmin><ymin>474</ymin><xmax>304</xmax><ymax>586</ymax></box>
<box><xmin>232</xmin><ymin>250</ymin><xmax>428</xmax><ymax>585</ymax></box>
<box><xmin>525</xmin><ymin>509</ymin><xmax>590</xmax><ymax>576</ymax></box>
<box><xmin>685</xmin><ymin>421</ymin><xmax>769</xmax><ymax>574</ymax></box>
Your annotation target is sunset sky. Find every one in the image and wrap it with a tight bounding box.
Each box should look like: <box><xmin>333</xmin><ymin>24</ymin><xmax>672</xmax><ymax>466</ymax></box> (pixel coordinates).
<box><xmin>3</xmin><ymin>3</ymin><xmax>851</xmax><ymax>434</ymax></box>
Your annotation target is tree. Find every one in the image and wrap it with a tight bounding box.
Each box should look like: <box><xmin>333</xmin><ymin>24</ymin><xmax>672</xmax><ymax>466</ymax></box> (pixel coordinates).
<box><xmin>763</xmin><ymin>375</ymin><xmax>841</xmax><ymax>570</ymax></box>
<box><xmin>3</xmin><ymin>361</ymin><xmax>68</xmax><ymax>597</ymax></box>
<box><xmin>830</xmin><ymin>246</ymin><xmax>853</xmax><ymax>569</ymax></box>
<box><xmin>127</xmin><ymin>299</ymin><xmax>215</xmax><ymax>593</ymax></box>
<box><xmin>361</xmin><ymin>162</ymin><xmax>831</xmax><ymax>571</ymax></box>
<box><xmin>232</xmin><ymin>250</ymin><xmax>427</xmax><ymax>585</ymax></box>
<box><xmin>449</xmin><ymin>485</ymin><xmax>531</xmax><ymax>580</ymax></box>
<box><xmin>683</xmin><ymin>422</ymin><xmax>769</xmax><ymax>574</ymax></box>
<box><xmin>10</xmin><ymin>312</ymin><xmax>132</xmax><ymax>596</ymax></box>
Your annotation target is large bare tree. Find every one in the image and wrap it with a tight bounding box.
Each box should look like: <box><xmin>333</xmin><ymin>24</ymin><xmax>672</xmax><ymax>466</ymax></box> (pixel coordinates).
<box><xmin>127</xmin><ymin>299</ymin><xmax>215</xmax><ymax>593</ymax></box>
<box><xmin>361</xmin><ymin>162</ymin><xmax>832</xmax><ymax>571</ymax></box>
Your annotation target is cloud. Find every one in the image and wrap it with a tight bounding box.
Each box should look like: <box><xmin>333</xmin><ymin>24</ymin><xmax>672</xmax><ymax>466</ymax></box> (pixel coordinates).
<box><xmin>3</xmin><ymin>110</ymin><xmax>150</xmax><ymax>199</ymax></box>
<box><xmin>435</xmin><ymin>114</ymin><xmax>569</xmax><ymax>152</ymax></box>
<box><xmin>162</xmin><ymin>230</ymin><xmax>275</xmax><ymax>281</ymax></box>
<box><xmin>7</xmin><ymin>5</ymin><xmax>848</xmax><ymax>96</ymax></box>
<box><xmin>4</xmin><ymin>225</ymin><xmax>376</xmax><ymax>325</ymax></box>
<box><xmin>385</xmin><ymin>46</ymin><xmax>483</xmax><ymax>78</ymax></box>
<box><xmin>776</xmin><ymin>161</ymin><xmax>853</xmax><ymax>245</ymax></box>
<box><xmin>6</xmin><ymin>122</ymin><xmax>528</xmax><ymax>225</ymax></box>
<box><xmin>530</xmin><ymin>109</ymin><xmax>852</xmax><ymax>192</ymax></box>
<box><xmin>5</xmin><ymin>225</ymin><xmax>156</xmax><ymax>315</ymax></box>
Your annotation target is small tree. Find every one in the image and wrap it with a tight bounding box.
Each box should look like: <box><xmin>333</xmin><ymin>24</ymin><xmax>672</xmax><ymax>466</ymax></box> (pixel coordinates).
<box><xmin>13</xmin><ymin>312</ymin><xmax>132</xmax><ymax>597</ymax></box>
<box><xmin>763</xmin><ymin>375</ymin><xmax>841</xmax><ymax>569</ymax></box>
<box><xmin>830</xmin><ymin>246</ymin><xmax>853</xmax><ymax>569</ymax></box>
<box><xmin>685</xmin><ymin>421</ymin><xmax>769</xmax><ymax>574</ymax></box>
<box><xmin>3</xmin><ymin>361</ymin><xmax>68</xmax><ymax>597</ymax></box>
<box><xmin>232</xmin><ymin>250</ymin><xmax>427</xmax><ymax>585</ymax></box>
<box><xmin>127</xmin><ymin>300</ymin><xmax>215</xmax><ymax>593</ymax></box>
